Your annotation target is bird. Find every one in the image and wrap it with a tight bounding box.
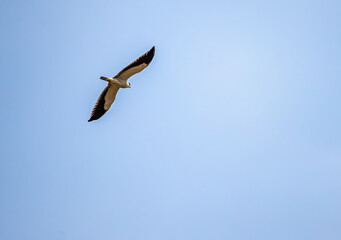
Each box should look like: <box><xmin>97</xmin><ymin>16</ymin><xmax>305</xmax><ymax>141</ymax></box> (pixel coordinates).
<box><xmin>88</xmin><ymin>46</ymin><xmax>155</xmax><ymax>122</ymax></box>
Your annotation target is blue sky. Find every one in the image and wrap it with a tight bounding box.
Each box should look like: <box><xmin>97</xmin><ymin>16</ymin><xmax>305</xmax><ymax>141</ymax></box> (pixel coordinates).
<box><xmin>1</xmin><ymin>0</ymin><xmax>340</xmax><ymax>239</ymax></box>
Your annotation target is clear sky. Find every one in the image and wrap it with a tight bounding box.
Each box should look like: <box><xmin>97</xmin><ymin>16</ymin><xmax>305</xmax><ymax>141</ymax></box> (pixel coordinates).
<box><xmin>1</xmin><ymin>0</ymin><xmax>340</xmax><ymax>239</ymax></box>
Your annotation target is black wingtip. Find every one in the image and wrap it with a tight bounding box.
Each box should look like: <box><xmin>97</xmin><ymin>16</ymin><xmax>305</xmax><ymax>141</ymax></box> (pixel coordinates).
<box><xmin>88</xmin><ymin>116</ymin><xmax>98</xmax><ymax>122</ymax></box>
<box><xmin>141</xmin><ymin>46</ymin><xmax>155</xmax><ymax>65</ymax></box>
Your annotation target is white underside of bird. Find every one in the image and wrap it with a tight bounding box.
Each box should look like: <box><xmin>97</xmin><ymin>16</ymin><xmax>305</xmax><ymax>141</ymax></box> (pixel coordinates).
<box><xmin>99</xmin><ymin>76</ymin><xmax>132</xmax><ymax>89</ymax></box>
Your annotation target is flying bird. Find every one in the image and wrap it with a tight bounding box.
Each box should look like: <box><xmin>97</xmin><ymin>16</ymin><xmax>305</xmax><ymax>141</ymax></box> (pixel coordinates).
<box><xmin>88</xmin><ymin>46</ymin><xmax>155</xmax><ymax>122</ymax></box>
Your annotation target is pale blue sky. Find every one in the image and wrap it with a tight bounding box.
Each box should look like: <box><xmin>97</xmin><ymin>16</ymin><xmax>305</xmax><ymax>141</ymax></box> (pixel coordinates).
<box><xmin>1</xmin><ymin>0</ymin><xmax>340</xmax><ymax>239</ymax></box>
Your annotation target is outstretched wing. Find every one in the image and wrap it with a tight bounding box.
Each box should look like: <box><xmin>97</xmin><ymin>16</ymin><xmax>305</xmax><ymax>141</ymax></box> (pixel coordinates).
<box><xmin>88</xmin><ymin>84</ymin><xmax>120</xmax><ymax>122</ymax></box>
<box><xmin>114</xmin><ymin>46</ymin><xmax>155</xmax><ymax>80</ymax></box>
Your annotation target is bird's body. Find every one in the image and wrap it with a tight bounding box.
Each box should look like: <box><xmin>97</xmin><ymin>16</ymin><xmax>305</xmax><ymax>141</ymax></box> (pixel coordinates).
<box><xmin>88</xmin><ymin>46</ymin><xmax>155</xmax><ymax>122</ymax></box>
<box><xmin>99</xmin><ymin>76</ymin><xmax>131</xmax><ymax>88</ymax></box>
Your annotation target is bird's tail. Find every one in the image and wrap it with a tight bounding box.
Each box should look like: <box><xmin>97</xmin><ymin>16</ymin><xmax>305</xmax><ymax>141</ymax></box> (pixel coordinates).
<box><xmin>100</xmin><ymin>76</ymin><xmax>110</xmax><ymax>81</ymax></box>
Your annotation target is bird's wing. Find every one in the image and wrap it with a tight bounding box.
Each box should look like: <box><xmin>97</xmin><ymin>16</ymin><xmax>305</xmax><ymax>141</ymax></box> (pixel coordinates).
<box><xmin>88</xmin><ymin>84</ymin><xmax>120</xmax><ymax>122</ymax></box>
<box><xmin>114</xmin><ymin>46</ymin><xmax>155</xmax><ymax>80</ymax></box>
